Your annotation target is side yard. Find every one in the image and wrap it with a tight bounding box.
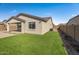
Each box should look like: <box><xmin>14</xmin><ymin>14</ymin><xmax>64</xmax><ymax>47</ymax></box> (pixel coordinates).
<box><xmin>0</xmin><ymin>31</ymin><xmax>66</xmax><ymax>55</ymax></box>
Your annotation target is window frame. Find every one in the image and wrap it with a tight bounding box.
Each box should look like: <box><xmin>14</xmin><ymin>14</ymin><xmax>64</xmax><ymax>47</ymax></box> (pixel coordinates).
<box><xmin>28</xmin><ymin>22</ymin><xmax>36</xmax><ymax>29</ymax></box>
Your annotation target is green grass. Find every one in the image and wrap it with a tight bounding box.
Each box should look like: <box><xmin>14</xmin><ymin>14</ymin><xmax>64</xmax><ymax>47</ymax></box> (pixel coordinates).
<box><xmin>0</xmin><ymin>31</ymin><xmax>66</xmax><ymax>55</ymax></box>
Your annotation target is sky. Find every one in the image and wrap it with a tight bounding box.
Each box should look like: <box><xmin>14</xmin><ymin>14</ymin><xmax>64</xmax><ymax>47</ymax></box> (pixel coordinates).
<box><xmin>0</xmin><ymin>3</ymin><xmax>79</xmax><ymax>25</ymax></box>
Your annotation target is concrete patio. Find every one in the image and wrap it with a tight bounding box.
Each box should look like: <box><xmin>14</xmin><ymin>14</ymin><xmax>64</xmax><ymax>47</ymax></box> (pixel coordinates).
<box><xmin>0</xmin><ymin>31</ymin><xmax>21</xmax><ymax>38</ymax></box>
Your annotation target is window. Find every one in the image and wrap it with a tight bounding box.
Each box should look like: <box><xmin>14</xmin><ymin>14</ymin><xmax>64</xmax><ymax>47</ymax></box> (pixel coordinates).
<box><xmin>29</xmin><ymin>22</ymin><xmax>36</xmax><ymax>29</ymax></box>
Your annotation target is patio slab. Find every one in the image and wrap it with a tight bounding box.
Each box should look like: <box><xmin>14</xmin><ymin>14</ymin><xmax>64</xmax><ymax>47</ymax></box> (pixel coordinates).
<box><xmin>0</xmin><ymin>31</ymin><xmax>19</xmax><ymax>38</ymax></box>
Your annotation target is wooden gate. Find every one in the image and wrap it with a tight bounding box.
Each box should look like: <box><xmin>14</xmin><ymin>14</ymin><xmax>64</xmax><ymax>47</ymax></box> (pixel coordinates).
<box><xmin>0</xmin><ymin>23</ymin><xmax>6</xmax><ymax>31</ymax></box>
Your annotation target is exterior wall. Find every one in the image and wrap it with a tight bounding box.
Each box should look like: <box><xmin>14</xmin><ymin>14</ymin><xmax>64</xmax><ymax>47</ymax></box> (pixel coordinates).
<box><xmin>7</xmin><ymin>23</ymin><xmax>9</xmax><ymax>32</ymax></box>
<box><xmin>7</xmin><ymin>19</ymin><xmax>20</xmax><ymax>23</ymax></box>
<box><xmin>21</xmin><ymin>22</ymin><xmax>25</xmax><ymax>33</ymax></box>
<box><xmin>7</xmin><ymin>19</ymin><xmax>21</xmax><ymax>32</ymax></box>
<box><xmin>41</xmin><ymin>19</ymin><xmax>53</xmax><ymax>34</ymax></box>
<box><xmin>18</xmin><ymin>15</ymin><xmax>42</xmax><ymax>34</ymax></box>
<box><xmin>53</xmin><ymin>25</ymin><xmax>59</xmax><ymax>32</ymax></box>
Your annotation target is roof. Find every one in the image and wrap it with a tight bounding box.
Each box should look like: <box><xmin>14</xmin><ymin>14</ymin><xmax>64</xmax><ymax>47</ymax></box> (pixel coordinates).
<box><xmin>7</xmin><ymin>16</ymin><xmax>25</xmax><ymax>22</ymax></box>
<box><xmin>2</xmin><ymin>20</ymin><xmax>7</xmax><ymax>23</ymax></box>
<box><xmin>67</xmin><ymin>15</ymin><xmax>79</xmax><ymax>24</ymax></box>
<box><xmin>16</xmin><ymin>13</ymin><xmax>52</xmax><ymax>22</ymax></box>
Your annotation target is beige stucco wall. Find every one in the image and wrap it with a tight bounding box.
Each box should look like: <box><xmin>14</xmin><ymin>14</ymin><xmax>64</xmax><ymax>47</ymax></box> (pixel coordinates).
<box><xmin>7</xmin><ymin>23</ymin><xmax>9</xmax><ymax>32</ymax></box>
<box><xmin>7</xmin><ymin>19</ymin><xmax>20</xmax><ymax>23</ymax></box>
<box><xmin>21</xmin><ymin>22</ymin><xmax>26</xmax><ymax>33</ymax></box>
<box><xmin>18</xmin><ymin>15</ymin><xmax>42</xmax><ymax>34</ymax></box>
<box><xmin>41</xmin><ymin>19</ymin><xmax>53</xmax><ymax>34</ymax></box>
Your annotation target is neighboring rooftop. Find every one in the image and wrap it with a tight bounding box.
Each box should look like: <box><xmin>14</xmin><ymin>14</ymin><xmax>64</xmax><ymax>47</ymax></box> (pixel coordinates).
<box><xmin>2</xmin><ymin>20</ymin><xmax>8</xmax><ymax>23</ymax></box>
<box><xmin>67</xmin><ymin>15</ymin><xmax>79</xmax><ymax>24</ymax></box>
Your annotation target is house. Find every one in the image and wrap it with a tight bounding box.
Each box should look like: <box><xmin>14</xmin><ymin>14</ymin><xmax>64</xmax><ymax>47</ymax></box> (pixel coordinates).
<box><xmin>67</xmin><ymin>15</ymin><xmax>79</xmax><ymax>25</ymax></box>
<box><xmin>53</xmin><ymin>24</ymin><xmax>61</xmax><ymax>32</ymax></box>
<box><xmin>6</xmin><ymin>13</ymin><xmax>53</xmax><ymax>35</ymax></box>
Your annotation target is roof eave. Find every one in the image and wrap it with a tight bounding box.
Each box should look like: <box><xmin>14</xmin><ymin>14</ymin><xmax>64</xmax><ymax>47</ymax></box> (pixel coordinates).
<box><xmin>16</xmin><ymin>13</ymin><xmax>51</xmax><ymax>22</ymax></box>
